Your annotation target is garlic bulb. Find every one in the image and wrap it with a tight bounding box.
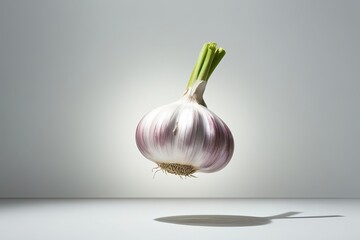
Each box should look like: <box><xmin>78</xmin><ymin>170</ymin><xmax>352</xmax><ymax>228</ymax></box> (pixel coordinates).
<box><xmin>135</xmin><ymin>42</ymin><xmax>234</xmax><ymax>177</ymax></box>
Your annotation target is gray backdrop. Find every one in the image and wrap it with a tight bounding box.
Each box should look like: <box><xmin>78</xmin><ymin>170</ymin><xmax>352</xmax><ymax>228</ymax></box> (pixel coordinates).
<box><xmin>0</xmin><ymin>0</ymin><xmax>359</xmax><ymax>198</ymax></box>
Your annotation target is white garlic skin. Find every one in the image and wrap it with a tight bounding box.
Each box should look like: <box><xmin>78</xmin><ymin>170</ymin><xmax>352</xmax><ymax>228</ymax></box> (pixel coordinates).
<box><xmin>135</xmin><ymin>81</ymin><xmax>234</xmax><ymax>173</ymax></box>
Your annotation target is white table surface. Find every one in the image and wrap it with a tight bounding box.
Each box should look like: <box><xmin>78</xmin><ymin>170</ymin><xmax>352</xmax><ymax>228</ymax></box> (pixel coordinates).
<box><xmin>0</xmin><ymin>199</ymin><xmax>358</xmax><ymax>240</ymax></box>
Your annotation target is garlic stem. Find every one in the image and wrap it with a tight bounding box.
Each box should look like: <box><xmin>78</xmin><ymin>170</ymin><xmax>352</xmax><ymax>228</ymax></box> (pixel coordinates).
<box><xmin>197</xmin><ymin>43</ymin><xmax>216</xmax><ymax>81</ymax></box>
<box><xmin>187</xmin><ymin>43</ymin><xmax>209</xmax><ymax>88</ymax></box>
<box><xmin>186</xmin><ymin>42</ymin><xmax>226</xmax><ymax>89</ymax></box>
<box><xmin>208</xmin><ymin>48</ymin><xmax>226</xmax><ymax>77</ymax></box>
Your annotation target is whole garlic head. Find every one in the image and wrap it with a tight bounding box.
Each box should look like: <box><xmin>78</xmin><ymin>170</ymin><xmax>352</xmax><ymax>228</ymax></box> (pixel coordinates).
<box><xmin>136</xmin><ymin>80</ymin><xmax>234</xmax><ymax>177</ymax></box>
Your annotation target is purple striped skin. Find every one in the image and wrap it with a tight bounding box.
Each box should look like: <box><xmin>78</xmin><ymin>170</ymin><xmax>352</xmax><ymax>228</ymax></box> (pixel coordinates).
<box><xmin>135</xmin><ymin>94</ymin><xmax>234</xmax><ymax>174</ymax></box>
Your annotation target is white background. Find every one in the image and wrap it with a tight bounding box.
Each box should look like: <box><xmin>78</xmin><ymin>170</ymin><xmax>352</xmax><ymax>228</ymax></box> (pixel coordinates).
<box><xmin>0</xmin><ymin>0</ymin><xmax>359</xmax><ymax>197</ymax></box>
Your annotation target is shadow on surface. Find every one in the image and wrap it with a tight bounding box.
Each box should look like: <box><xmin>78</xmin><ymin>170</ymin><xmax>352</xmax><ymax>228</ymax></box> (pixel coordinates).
<box><xmin>154</xmin><ymin>212</ymin><xmax>344</xmax><ymax>227</ymax></box>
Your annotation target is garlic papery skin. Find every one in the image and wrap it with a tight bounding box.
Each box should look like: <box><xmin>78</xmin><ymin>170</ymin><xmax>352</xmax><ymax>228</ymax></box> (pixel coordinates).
<box><xmin>135</xmin><ymin>80</ymin><xmax>234</xmax><ymax>176</ymax></box>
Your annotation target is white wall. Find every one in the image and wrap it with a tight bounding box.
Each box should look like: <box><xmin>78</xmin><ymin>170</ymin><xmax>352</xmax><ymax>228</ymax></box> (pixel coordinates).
<box><xmin>0</xmin><ymin>0</ymin><xmax>359</xmax><ymax>198</ymax></box>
